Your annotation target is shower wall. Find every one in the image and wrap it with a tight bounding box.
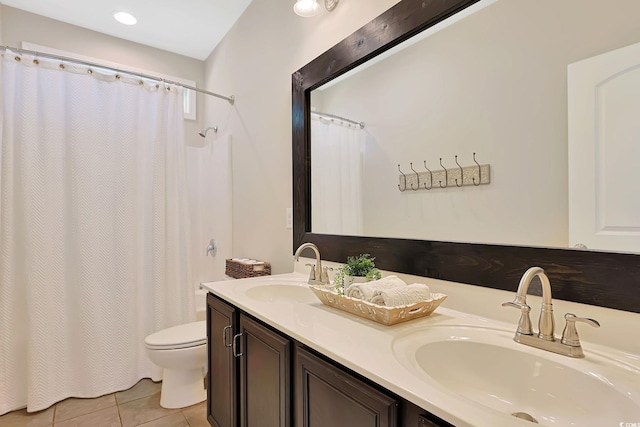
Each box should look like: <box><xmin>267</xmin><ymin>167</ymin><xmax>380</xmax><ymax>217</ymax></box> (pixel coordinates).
<box><xmin>187</xmin><ymin>135</ymin><xmax>234</xmax><ymax>286</ymax></box>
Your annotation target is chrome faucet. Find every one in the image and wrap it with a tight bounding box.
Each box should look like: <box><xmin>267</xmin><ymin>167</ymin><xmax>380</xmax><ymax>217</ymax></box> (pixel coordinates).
<box><xmin>294</xmin><ymin>243</ymin><xmax>330</xmax><ymax>286</ymax></box>
<box><xmin>502</xmin><ymin>266</ymin><xmax>600</xmax><ymax>358</ymax></box>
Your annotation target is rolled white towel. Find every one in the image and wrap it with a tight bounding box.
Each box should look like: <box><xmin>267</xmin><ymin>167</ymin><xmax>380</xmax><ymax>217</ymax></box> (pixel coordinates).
<box><xmin>370</xmin><ymin>283</ymin><xmax>431</xmax><ymax>306</ymax></box>
<box><xmin>345</xmin><ymin>275</ymin><xmax>406</xmax><ymax>301</ymax></box>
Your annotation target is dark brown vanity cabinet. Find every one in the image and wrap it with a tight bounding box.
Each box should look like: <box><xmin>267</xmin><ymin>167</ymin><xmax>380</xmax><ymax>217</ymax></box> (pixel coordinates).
<box><xmin>206</xmin><ymin>294</ymin><xmax>290</xmax><ymax>427</ymax></box>
<box><xmin>295</xmin><ymin>346</ymin><xmax>397</xmax><ymax>427</ymax></box>
<box><xmin>207</xmin><ymin>293</ymin><xmax>451</xmax><ymax>427</ymax></box>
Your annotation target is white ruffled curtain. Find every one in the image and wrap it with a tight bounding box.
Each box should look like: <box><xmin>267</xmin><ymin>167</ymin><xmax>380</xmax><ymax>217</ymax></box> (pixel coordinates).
<box><xmin>311</xmin><ymin>116</ymin><xmax>364</xmax><ymax>235</ymax></box>
<box><xmin>0</xmin><ymin>51</ymin><xmax>194</xmax><ymax>414</ymax></box>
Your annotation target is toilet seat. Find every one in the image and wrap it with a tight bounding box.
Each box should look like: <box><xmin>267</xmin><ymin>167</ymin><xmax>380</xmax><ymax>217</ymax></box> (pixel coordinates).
<box><xmin>145</xmin><ymin>320</ymin><xmax>206</xmax><ymax>350</ymax></box>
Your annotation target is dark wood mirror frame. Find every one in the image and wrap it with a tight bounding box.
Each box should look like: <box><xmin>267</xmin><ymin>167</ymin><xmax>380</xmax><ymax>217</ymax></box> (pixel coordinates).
<box><xmin>292</xmin><ymin>0</ymin><xmax>640</xmax><ymax>313</ymax></box>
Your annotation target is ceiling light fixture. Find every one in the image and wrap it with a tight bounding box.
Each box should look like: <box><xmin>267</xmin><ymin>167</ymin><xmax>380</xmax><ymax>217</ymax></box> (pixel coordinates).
<box><xmin>113</xmin><ymin>11</ymin><xmax>137</xmax><ymax>26</ymax></box>
<box><xmin>293</xmin><ymin>0</ymin><xmax>339</xmax><ymax>17</ymax></box>
<box><xmin>293</xmin><ymin>0</ymin><xmax>319</xmax><ymax>17</ymax></box>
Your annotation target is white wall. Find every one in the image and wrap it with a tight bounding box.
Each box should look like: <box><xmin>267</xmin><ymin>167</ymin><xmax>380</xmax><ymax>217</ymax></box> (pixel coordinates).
<box><xmin>204</xmin><ymin>0</ymin><xmax>400</xmax><ymax>274</ymax></box>
<box><xmin>312</xmin><ymin>0</ymin><xmax>640</xmax><ymax>248</ymax></box>
<box><xmin>1</xmin><ymin>6</ymin><xmax>229</xmax><ymax>285</ymax></box>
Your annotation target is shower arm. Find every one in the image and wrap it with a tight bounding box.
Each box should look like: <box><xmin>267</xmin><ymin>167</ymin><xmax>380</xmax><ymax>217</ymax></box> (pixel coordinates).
<box><xmin>199</xmin><ymin>126</ymin><xmax>218</xmax><ymax>137</ymax></box>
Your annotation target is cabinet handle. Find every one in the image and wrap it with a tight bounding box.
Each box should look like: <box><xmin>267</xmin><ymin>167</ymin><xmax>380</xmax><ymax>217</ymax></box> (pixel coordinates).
<box><xmin>222</xmin><ymin>325</ymin><xmax>232</xmax><ymax>348</ymax></box>
<box><xmin>232</xmin><ymin>333</ymin><xmax>243</xmax><ymax>357</ymax></box>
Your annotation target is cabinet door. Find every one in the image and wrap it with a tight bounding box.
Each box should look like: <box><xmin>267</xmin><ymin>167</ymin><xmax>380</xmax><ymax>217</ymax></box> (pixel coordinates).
<box><xmin>207</xmin><ymin>294</ymin><xmax>238</xmax><ymax>427</ymax></box>
<box><xmin>239</xmin><ymin>314</ymin><xmax>291</xmax><ymax>427</ymax></box>
<box><xmin>295</xmin><ymin>346</ymin><xmax>397</xmax><ymax>427</ymax></box>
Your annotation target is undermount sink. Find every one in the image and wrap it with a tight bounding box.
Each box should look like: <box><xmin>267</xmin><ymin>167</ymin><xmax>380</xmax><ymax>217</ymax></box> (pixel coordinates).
<box><xmin>392</xmin><ymin>325</ymin><xmax>640</xmax><ymax>426</ymax></box>
<box><xmin>244</xmin><ymin>283</ymin><xmax>316</xmax><ymax>303</ymax></box>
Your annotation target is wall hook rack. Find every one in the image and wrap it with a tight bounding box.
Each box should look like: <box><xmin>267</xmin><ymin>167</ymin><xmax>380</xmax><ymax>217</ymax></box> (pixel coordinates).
<box><xmin>398</xmin><ymin>154</ymin><xmax>490</xmax><ymax>192</ymax></box>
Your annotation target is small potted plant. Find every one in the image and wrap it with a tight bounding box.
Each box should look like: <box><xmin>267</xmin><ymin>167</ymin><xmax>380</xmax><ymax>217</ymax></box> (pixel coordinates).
<box><xmin>334</xmin><ymin>254</ymin><xmax>382</xmax><ymax>295</ymax></box>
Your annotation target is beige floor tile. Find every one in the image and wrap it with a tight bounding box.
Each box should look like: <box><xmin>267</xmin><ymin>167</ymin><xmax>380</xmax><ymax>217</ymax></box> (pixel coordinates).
<box><xmin>136</xmin><ymin>413</ymin><xmax>188</xmax><ymax>427</ymax></box>
<box><xmin>114</xmin><ymin>380</ymin><xmax>162</xmax><ymax>405</ymax></box>
<box><xmin>118</xmin><ymin>393</ymin><xmax>178</xmax><ymax>427</ymax></box>
<box><xmin>181</xmin><ymin>402</ymin><xmax>207</xmax><ymax>427</ymax></box>
<box><xmin>0</xmin><ymin>406</ymin><xmax>55</xmax><ymax>427</ymax></box>
<box><xmin>54</xmin><ymin>395</ymin><xmax>116</xmax><ymax>423</ymax></box>
<box><xmin>53</xmin><ymin>406</ymin><xmax>120</xmax><ymax>427</ymax></box>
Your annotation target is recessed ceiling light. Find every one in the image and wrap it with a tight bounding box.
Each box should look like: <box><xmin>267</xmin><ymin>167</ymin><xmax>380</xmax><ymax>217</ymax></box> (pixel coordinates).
<box><xmin>113</xmin><ymin>11</ymin><xmax>137</xmax><ymax>25</ymax></box>
<box><xmin>293</xmin><ymin>0</ymin><xmax>319</xmax><ymax>17</ymax></box>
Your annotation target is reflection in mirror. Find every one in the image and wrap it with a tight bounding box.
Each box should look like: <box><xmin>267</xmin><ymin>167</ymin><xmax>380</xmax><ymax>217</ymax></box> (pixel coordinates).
<box><xmin>310</xmin><ymin>110</ymin><xmax>366</xmax><ymax>236</ymax></box>
<box><xmin>310</xmin><ymin>0</ymin><xmax>640</xmax><ymax>253</ymax></box>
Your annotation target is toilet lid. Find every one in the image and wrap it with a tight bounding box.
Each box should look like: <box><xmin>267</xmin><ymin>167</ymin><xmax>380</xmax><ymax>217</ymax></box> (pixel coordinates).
<box><xmin>145</xmin><ymin>320</ymin><xmax>207</xmax><ymax>350</ymax></box>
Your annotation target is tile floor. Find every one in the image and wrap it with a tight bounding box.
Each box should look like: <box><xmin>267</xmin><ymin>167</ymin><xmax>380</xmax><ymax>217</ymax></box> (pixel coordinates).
<box><xmin>0</xmin><ymin>379</ymin><xmax>208</xmax><ymax>427</ymax></box>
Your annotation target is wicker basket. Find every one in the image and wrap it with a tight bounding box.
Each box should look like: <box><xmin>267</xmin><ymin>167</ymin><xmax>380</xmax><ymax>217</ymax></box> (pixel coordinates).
<box><xmin>225</xmin><ymin>259</ymin><xmax>271</xmax><ymax>279</ymax></box>
<box><xmin>309</xmin><ymin>286</ymin><xmax>446</xmax><ymax>325</ymax></box>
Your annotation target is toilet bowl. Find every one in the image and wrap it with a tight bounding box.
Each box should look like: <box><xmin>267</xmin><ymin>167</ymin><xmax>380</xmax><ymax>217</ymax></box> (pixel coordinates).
<box><xmin>145</xmin><ymin>320</ymin><xmax>207</xmax><ymax>408</ymax></box>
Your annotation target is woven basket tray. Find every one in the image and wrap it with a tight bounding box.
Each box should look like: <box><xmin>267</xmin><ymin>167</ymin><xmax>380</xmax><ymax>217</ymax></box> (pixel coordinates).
<box><xmin>225</xmin><ymin>259</ymin><xmax>271</xmax><ymax>279</ymax></box>
<box><xmin>309</xmin><ymin>286</ymin><xmax>447</xmax><ymax>326</ymax></box>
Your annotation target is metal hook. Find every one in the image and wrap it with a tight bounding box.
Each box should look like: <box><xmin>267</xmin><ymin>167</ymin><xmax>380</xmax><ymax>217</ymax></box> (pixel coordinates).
<box><xmin>455</xmin><ymin>155</ymin><xmax>463</xmax><ymax>187</ymax></box>
<box><xmin>409</xmin><ymin>162</ymin><xmax>419</xmax><ymax>190</ymax></box>
<box><xmin>423</xmin><ymin>161</ymin><xmax>433</xmax><ymax>190</ymax></box>
<box><xmin>398</xmin><ymin>164</ymin><xmax>407</xmax><ymax>192</ymax></box>
<box><xmin>472</xmin><ymin>152</ymin><xmax>482</xmax><ymax>186</ymax></box>
<box><xmin>439</xmin><ymin>158</ymin><xmax>448</xmax><ymax>188</ymax></box>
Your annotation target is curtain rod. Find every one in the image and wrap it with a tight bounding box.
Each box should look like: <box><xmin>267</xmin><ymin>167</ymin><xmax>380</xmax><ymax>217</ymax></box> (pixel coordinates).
<box><xmin>311</xmin><ymin>110</ymin><xmax>365</xmax><ymax>129</ymax></box>
<box><xmin>0</xmin><ymin>46</ymin><xmax>235</xmax><ymax>105</ymax></box>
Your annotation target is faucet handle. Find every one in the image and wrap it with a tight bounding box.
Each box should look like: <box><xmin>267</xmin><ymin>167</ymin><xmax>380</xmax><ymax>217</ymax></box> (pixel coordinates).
<box><xmin>502</xmin><ymin>301</ymin><xmax>533</xmax><ymax>335</ymax></box>
<box><xmin>561</xmin><ymin>313</ymin><xmax>600</xmax><ymax>347</ymax></box>
<box><xmin>502</xmin><ymin>301</ymin><xmax>527</xmax><ymax>310</ymax></box>
<box><xmin>304</xmin><ymin>263</ymin><xmax>316</xmax><ymax>280</ymax></box>
<box><xmin>320</xmin><ymin>266</ymin><xmax>333</xmax><ymax>285</ymax></box>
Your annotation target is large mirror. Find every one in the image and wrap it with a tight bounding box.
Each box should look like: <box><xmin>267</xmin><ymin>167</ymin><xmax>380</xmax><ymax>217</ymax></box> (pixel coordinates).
<box><xmin>309</xmin><ymin>0</ymin><xmax>640</xmax><ymax>253</ymax></box>
<box><xmin>293</xmin><ymin>0</ymin><xmax>640</xmax><ymax>313</ymax></box>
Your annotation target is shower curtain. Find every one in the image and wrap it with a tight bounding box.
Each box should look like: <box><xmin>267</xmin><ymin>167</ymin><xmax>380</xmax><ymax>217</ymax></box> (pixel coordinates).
<box><xmin>0</xmin><ymin>51</ymin><xmax>194</xmax><ymax>414</ymax></box>
<box><xmin>311</xmin><ymin>116</ymin><xmax>364</xmax><ymax>235</ymax></box>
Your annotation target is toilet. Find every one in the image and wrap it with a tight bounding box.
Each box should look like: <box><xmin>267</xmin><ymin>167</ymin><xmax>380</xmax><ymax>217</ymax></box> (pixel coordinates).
<box><xmin>144</xmin><ymin>320</ymin><xmax>207</xmax><ymax>408</ymax></box>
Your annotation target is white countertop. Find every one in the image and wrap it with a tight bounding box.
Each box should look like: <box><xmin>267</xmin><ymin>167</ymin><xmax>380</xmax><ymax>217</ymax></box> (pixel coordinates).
<box><xmin>202</xmin><ymin>262</ymin><xmax>640</xmax><ymax>427</ymax></box>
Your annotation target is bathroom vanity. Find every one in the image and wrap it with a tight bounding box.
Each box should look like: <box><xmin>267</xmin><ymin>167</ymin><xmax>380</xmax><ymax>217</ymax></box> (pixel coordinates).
<box><xmin>205</xmin><ymin>291</ymin><xmax>439</xmax><ymax>427</ymax></box>
<box><xmin>202</xmin><ymin>269</ymin><xmax>640</xmax><ymax>427</ymax></box>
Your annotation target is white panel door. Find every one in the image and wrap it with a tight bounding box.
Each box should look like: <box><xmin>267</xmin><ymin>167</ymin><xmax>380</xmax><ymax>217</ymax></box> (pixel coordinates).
<box><xmin>568</xmin><ymin>41</ymin><xmax>640</xmax><ymax>253</ymax></box>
